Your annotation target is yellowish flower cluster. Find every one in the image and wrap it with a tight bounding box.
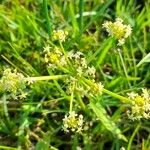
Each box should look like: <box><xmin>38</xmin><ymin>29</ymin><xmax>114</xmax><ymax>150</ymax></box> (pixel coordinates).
<box><xmin>65</xmin><ymin>77</ymin><xmax>104</xmax><ymax>98</ymax></box>
<box><xmin>127</xmin><ymin>89</ymin><xmax>150</xmax><ymax>120</ymax></box>
<box><xmin>67</xmin><ymin>50</ymin><xmax>96</xmax><ymax>78</ymax></box>
<box><xmin>44</xmin><ymin>46</ymin><xmax>104</xmax><ymax>98</ymax></box>
<box><xmin>62</xmin><ymin>111</ymin><xmax>84</xmax><ymax>133</ymax></box>
<box><xmin>53</xmin><ymin>29</ymin><xmax>68</xmax><ymax>42</ymax></box>
<box><xmin>44</xmin><ymin>46</ymin><xmax>104</xmax><ymax>97</ymax></box>
<box><xmin>44</xmin><ymin>47</ymin><xmax>96</xmax><ymax>79</ymax></box>
<box><xmin>44</xmin><ymin>46</ymin><xmax>64</xmax><ymax>70</ymax></box>
<box><xmin>0</xmin><ymin>68</ymin><xmax>27</xmax><ymax>99</ymax></box>
<box><xmin>90</xmin><ymin>82</ymin><xmax>104</xmax><ymax>95</ymax></box>
<box><xmin>102</xmin><ymin>18</ymin><xmax>132</xmax><ymax>46</ymax></box>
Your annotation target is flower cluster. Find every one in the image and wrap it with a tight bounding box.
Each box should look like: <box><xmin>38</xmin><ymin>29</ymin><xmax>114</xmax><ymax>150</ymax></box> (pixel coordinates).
<box><xmin>90</xmin><ymin>82</ymin><xmax>104</xmax><ymax>95</ymax></box>
<box><xmin>44</xmin><ymin>47</ymin><xmax>96</xmax><ymax>78</ymax></box>
<box><xmin>44</xmin><ymin>46</ymin><xmax>65</xmax><ymax>70</ymax></box>
<box><xmin>44</xmin><ymin>46</ymin><xmax>104</xmax><ymax>97</ymax></box>
<box><xmin>67</xmin><ymin>50</ymin><xmax>96</xmax><ymax>78</ymax></box>
<box><xmin>65</xmin><ymin>76</ymin><xmax>104</xmax><ymax>97</ymax></box>
<box><xmin>53</xmin><ymin>29</ymin><xmax>68</xmax><ymax>42</ymax></box>
<box><xmin>62</xmin><ymin>111</ymin><xmax>84</xmax><ymax>133</ymax></box>
<box><xmin>102</xmin><ymin>17</ymin><xmax>132</xmax><ymax>45</ymax></box>
<box><xmin>0</xmin><ymin>68</ymin><xmax>27</xmax><ymax>99</ymax></box>
<box><xmin>127</xmin><ymin>89</ymin><xmax>150</xmax><ymax>120</ymax></box>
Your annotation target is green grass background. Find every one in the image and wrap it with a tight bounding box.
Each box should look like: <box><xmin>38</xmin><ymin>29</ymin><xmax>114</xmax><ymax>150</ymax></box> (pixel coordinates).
<box><xmin>0</xmin><ymin>0</ymin><xmax>150</xmax><ymax>149</ymax></box>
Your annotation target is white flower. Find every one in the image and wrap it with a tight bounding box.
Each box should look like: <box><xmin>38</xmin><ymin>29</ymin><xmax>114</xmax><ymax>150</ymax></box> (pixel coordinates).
<box><xmin>102</xmin><ymin>17</ymin><xmax>132</xmax><ymax>45</ymax></box>
<box><xmin>124</xmin><ymin>25</ymin><xmax>132</xmax><ymax>38</ymax></box>
<box><xmin>86</xmin><ymin>66</ymin><xmax>96</xmax><ymax>77</ymax></box>
<box><xmin>127</xmin><ymin>89</ymin><xmax>150</xmax><ymax>120</ymax></box>
<box><xmin>62</xmin><ymin>111</ymin><xmax>84</xmax><ymax>133</ymax></box>
<box><xmin>43</xmin><ymin>46</ymin><xmax>51</xmax><ymax>52</ymax></box>
<box><xmin>127</xmin><ymin>92</ymin><xmax>138</xmax><ymax>99</ymax></box>
<box><xmin>73</xmin><ymin>51</ymin><xmax>83</xmax><ymax>59</ymax></box>
<box><xmin>67</xmin><ymin>51</ymin><xmax>75</xmax><ymax>59</ymax></box>
<box><xmin>53</xmin><ymin>30</ymin><xmax>68</xmax><ymax>42</ymax></box>
<box><xmin>19</xmin><ymin>92</ymin><xmax>28</xmax><ymax>99</ymax></box>
<box><xmin>118</xmin><ymin>38</ymin><xmax>125</xmax><ymax>46</ymax></box>
<box><xmin>77</xmin><ymin>67</ymin><xmax>83</xmax><ymax>77</ymax></box>
<box><xmin>80</xmin><ymin>58</ymin><xmax>87</xmax><ymax>68</ymax></box>
<box><xmin>60</xmin><ymin>56</ymin><xmax>67</xmax><ymax>66</ymax></box>
<box><xmin>142</xmin><ymin>88</ymin><xmax>149</xmax><ymax>99</ymax></box>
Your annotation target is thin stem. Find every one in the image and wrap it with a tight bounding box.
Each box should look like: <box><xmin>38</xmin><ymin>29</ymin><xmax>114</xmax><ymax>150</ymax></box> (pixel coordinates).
<box><xmin>118</xmin><ymin>49</ymin><xmax>131</xmax><ymax>88</ymax></box>
<box><xmin>26</xmin><ymin>75</ymin><xmax>67</xmax><ymax>82</ymax></box>
<box><xmin>2</xmin><ymin>94</ymin><xmax>10</xmax><ymax>123</ymax></box>
<box><xmin>103</xmin><ymin>88</ymin><xmax>131</xmax><ymax>104</ymax></box>
<box><xmin>0</xmin><ymin>146</ymin><xmax>17</xmax><ymax>150</ymax></box>
<box><xmin>83</xmin><ymin>77</ymin><xmax>131</xmax><ymax>104</ymax></box>
<box><xmin>76</xmin><ymin>93</ymin><xmax>86</xmax><ymax>110</ymax></box>
<box><xmin>69</xmin><ymin>82</ymin><xmax>76</xmax><ymax>112</ymax></box>
<box><xmin>59</xmin><ymin>41</ymin><xmax>74</xmax><ymax>71</ymax></box>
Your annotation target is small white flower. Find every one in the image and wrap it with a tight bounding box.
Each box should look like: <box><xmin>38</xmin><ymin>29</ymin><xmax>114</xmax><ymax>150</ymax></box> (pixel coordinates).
<box><xmin>62</xmin><ymin>111</ymin><xmax>84</xmax><ymax>133</ymax></box>
<box><xmin>127</xmin><ymin>92</ymin><xmax>138</xmax><ymax>99</ymax></box>
<box><xmin>60</xmin><ymin>56</ymin><xmax>67</xmax><ymax>66</ymax></box>
<box><xmin>127</xmin><ymin>89</ymin><xmax>150</xmax><ymax>120</ymax></box>
<box><xmin>142</xmin><ymin>88</ymin><xmax>149</xmax><ymax>99</ymax></box>
<box><xmin>53</xmin><ymin>29</ymin><xmax>68</xmax><ymax>42</ymax></box>
<box><xmin>67</xmin><ymin>51</ymin><xmax>75</xmax><ymax>59</ymax></box>
<box><xmin>43</xmin><ymin>46</ymin><xmax>51</xmax><ymax>52</ymax></box>
<box><xmin>77</xmin><ymin>67</ymin><xmax>83</xmax><ymax>77</ymax></box>
<box><xmin>19</xmin><ymin>92</ymin><xmax>28</xmax><ymax>99</ymax></box>
<box><xmin>118</xmin><ymin>38</ymin><xmax>125</xmax><ymax>46</ymax></box>
<box><xmin>102</xmin><ymin>17</ymin><xmax>132</xmax><ymax>46</ymax></box>
<box><xmin>86</xmin><ymin>66</ymin><xmax>96</xmax><ymax>77</ymax></box>
<box><xmin>80</xmin><ymin>58</ymin><xmax>87</xmax><ymax>68</ymax></box>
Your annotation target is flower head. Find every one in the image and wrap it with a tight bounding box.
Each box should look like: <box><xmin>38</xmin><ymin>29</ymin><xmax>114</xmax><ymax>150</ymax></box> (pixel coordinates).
<box><xmin>62</xmin><ymin>111</ymin><xmax>84</xmax><ymax>133</ymax></box>
<box><xmin>102</xmin><ymin>17</ymin><xmax>132</xmax><ymax>46</ymax></box>
<box><xmin>53</xmin><ymin>29</ymin><xmax>68</xmax><ymax>42</ymax></box>
<box><xmin>90</xmin><ymin>82</ymin><xmax>104</xmax><ymax>96</ymax></box>
<box><xmin>0</xmin><ymin>68</ymin><xmax>27</xmax><ymax>98</ymax></box>
<box><xmin>127</xmin><ymin>89</ymin><xmax>150</xmax><ymax>120</ymax></box>
<box><xmin>43</xmin><ymin>46</ymin><xmax>65</xmax><ymax>69</ymax></box>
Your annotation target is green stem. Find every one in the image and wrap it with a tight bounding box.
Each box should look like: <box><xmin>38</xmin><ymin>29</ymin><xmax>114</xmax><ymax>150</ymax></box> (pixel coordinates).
<box><xmin>43</xmin><ymin>0</ymin><xmax>52</xmax><ymax>37</ymax></box>
<box><xmin>69</xmin><ymin>82</ymin><xmax>76</xmax><ymax>112</ymax></box>
<box><xmin>2</xmin><ymin>94</ymin><xmax>10</xmax><ymax>123</ymax></box>
<box><xmin>83</xmin><ymin>77</ymin><xmax>131</xmax><ymax>104</ymax></box>
<box><xmin>0</xmin><ymin>146</ymin><xmax>17</xmax><ymax>150</ymax></box>
<box><xmin>103</xmin><ymin>88</ymin><xmax>131</xmax><ymax>104</ymax></box>
<box><xmin>118</xmin><ymin>49</ymin><xmax>131</xmax><ymax>88</ymax></box>
<box><xmin>76</xmin><ymin>93</ymin><xmax>86</xmax><ymax>110</ymax></box>
<box><xmin>26</xmin><ymin>75</ymin><xmax>67</xmax><ymax>82</ymax></box>
<box><xmin>59</xmin><ymin>41</ymin><xmax>74</xmax><ymax>70</ymax></box>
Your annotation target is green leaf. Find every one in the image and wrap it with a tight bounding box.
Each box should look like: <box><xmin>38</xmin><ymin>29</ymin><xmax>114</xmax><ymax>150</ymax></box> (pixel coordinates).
<box><xmin>90</xmin><ymin>101</ymin><xmax>127</xmax><ymax>142</ymax></box>
<box><xmin>137</xmin><ymin>53</ymin><xmax>150</xmax><ymax>67</ymax></box>
<box><xmin>35</xmin><ymin>132</ymin><xmax>53</xmax><ymax>150</ymax></box>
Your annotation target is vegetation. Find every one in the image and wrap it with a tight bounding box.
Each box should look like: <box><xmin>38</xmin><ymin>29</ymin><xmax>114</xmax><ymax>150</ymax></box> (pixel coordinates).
<box><xmin>0</xmin><ymin>0</ymin><xmax>150</xmax><ymax>149</ymax></box>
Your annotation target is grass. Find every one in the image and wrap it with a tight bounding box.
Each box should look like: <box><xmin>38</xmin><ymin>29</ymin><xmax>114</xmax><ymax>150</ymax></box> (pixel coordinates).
<box><xmin>0</xmin><ymin>0</ymin><xmax>150</xmax><ymax>150</ymax></box>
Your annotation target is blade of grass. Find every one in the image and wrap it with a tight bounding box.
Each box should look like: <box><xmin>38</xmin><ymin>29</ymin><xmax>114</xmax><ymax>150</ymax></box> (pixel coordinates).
<box><xmin>78</xmin><ymin>0</ymin><xmax>84</xmax><ymax>33</ymax></box>
<box><xmin>69</xmin><ymin>1</ymin><xmax>79</xmax><ymax>37</ymax></box>
<box><xmin>43</xmin><ymin>0</ymin><xmax>52</xmax><ymax>37</ymax></box>
<box><xmin>127</xmin><ymin>124</ymin><xmax>141</xmax><ymax>150</ymax></box>
<box><xmin>136</xmin><ymin>53</ymin><xmax>150</xmax><ymax>67</ymax></box>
